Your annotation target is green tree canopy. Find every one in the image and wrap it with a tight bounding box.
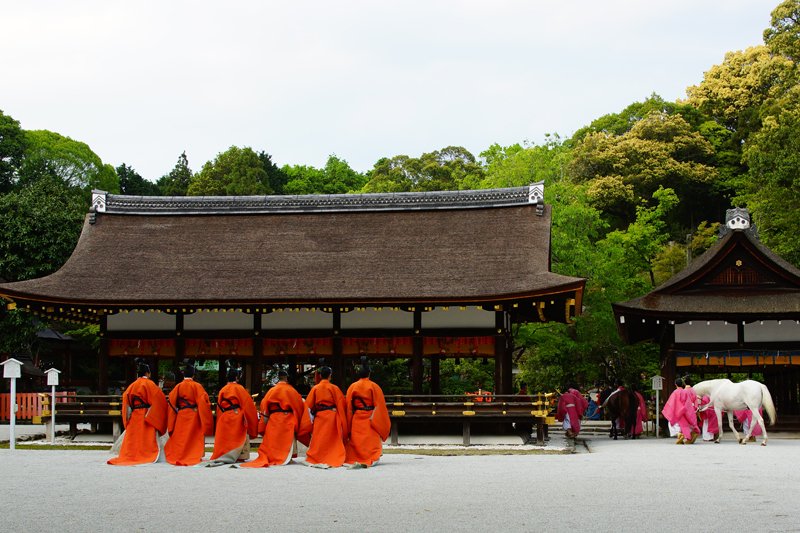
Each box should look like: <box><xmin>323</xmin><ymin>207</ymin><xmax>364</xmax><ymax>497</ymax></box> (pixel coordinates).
<box><xmin>572</xmin><ymin>93</ymin><xmax>705</xmax><ymax>141</ymax></box>
<box><xmin>18</xmin><ymin>130</ymin><xmax>119</xmax><ymax>193</ymax></box>
<box><xmin>0</xmin><ymin>109</ymin><xmax>26</xmax><ymax>193</ymax></box>
<box><xmin>570</xmin><ymin>112</ymin><xmax>718</xmax><ymax>229</ymax></box>
<box><xmin>479</xmin><ymin>135</ymin><xmax>570</xmax><ymax>189</ymax></box>
<box><xmin>0</xmin><ymin>177</ymin><xmax>86</xmax><ymax>282</ymax></box>
<box><xmin>362</xmin><ymin>146</ymin><xmax>484</xmax><ymax>193</ymax></box>
<box><xmin>741</xmin><ymin>85</ymin><xmax>800</xmax><ymax>264</ymax></box>
<box><xmin>764</xmin><ymin>0</ymin><xmax>800</xmax><ymax>62</ymax></box>
<box><xmin>156</xmin><ymin>151</ymin><xmax>192</xmax><ymax>196</ymax></box>
<box><xmin>515</xmin><ymin>180</ymin><xmax>666</xmax><ymax>391</ymax></box>
<box><xmin>283</xmin><ymin>155</ymin><xmax>366</xmax><ymax>195</ymax></box>
<box><xmin>117</xmin><ymin>163</ymin><xmax>160</xmax><ymax>195</ymax></box>
<box><xmin>188</xmin><ymin>146</ymin><xmax>271</xmax><ymax>196</ymax></box>
<box><xmin>685</xmin><ymin>46</ymin><xmax>797</xmax><ymax>142</ymax></box>
<box><xmin>258</xmin><ymin>151</ymin><xmax>290</xmax><ymax>195</ymax></box>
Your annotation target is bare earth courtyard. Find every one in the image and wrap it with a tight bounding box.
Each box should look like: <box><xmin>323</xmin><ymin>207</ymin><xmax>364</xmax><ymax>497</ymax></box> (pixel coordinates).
<box><xmin>1</xmin><ymin>433</ymin><xmax>798</xmax><ymax>533</ymax></box>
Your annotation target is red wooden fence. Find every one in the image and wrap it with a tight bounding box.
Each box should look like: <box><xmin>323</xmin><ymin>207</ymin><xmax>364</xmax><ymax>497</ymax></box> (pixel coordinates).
<box><xmin>0</xmin><ymin>392</ymin><xmax>76</xmax><ymax>422</ymax></box>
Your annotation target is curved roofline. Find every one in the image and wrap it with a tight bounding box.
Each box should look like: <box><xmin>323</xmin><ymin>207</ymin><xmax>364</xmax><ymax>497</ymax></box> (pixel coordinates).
<box><xmin>90</xmin><ymin>182</ymin><xmax>545</xmax><ymax>216</ymax></box>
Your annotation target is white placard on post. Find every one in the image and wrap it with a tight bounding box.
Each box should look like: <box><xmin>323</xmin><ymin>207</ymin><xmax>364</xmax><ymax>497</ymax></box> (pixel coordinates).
<box><xmin>45</xmin><ymin>368</ymin><xmax>61</xmax><ymax>444</ymax></box>
<box><xmin>651</xmin><ymin>375</ymin><xmax>663</xmax><ymax>438</ymax></box>
<box><xmin>2</xmin><ymin>358</ymin><xmax>23</xmax><ymax>451</ymax></box>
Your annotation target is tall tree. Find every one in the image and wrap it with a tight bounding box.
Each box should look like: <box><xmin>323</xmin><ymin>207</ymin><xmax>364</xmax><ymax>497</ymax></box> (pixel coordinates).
<box><xmin>17</xmin><ymin>130</ymin><xmax>119</xmax><ymax>193</ymax></box>
<box><xmin>479</xmin><ymin>135</ymin><xmax>570</xmax><ymax>189</ymax></box>
<box><xmin>0</xmin><ymin>177</ymin><xmax>86</xmax><ymax>282</ymax></box>
<box><xmin>258</xmin><ymin>151</ymin><xmax>289</xmax><ymax>195</ymax></box>
<box><xmin>362</xmin><ymin>146</ymin><xmax>484</xmax><ymax>193</ymax></box>
<box><xmin>0</xmin><ymin>109</ymin><xmax>25</xmax><ymax>193</ymax></box>
<box><xmin>685</xmin><ymin>46</ymin><xmax>796</xmax><ymax>144</ymax></box>
<box><xmin>741</xmin><ymin>85</ymin><xmax>800</xmax><ymax>264</ymax></box>
<box><xmin>117</xmin><ymin>163</ymin><xmax>160</xmax><ymax>196</ymax></box>
<box><xmin>764</xmin><ymin>0</ymin><xmax>800</xmax><ymax>62</ymax></box>
<box><xmin>570</xmin><ymin>112</ymin><xmax>718</xmax><ymax>230</ymax></box>
<box><xmin>572</xmin><ymin>93</ymin><xmax>705</xmax><ymax>141</ymax></box>
<box><xmin>516</xmin><ymin>180</ymin><xmax>665</xmax><ymax>390</ymax></box>
<box><xmin>282</xmin><ymin>155</ymin><xmax>366</xmax><ymax>195</ymax></box>
<box><xmin>156</xmin><ymin>152</ymin><xmax>193</xmax><ymax>196</ymax></box>
<box><xmin>188</xmin><ymin>146</ymin><xmax>271</xmax><ymax>196</ymax></box>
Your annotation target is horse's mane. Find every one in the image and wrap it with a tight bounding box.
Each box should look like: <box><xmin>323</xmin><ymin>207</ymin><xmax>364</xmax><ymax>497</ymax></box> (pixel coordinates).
<box><xmin>693</xmin><ymin>378</ymin><xmax>731</xmax><ymax>396</ymax></box>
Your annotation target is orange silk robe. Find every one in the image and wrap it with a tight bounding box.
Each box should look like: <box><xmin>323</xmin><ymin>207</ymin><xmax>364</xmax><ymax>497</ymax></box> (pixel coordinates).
<box><xmin>344</xmin><ymin>378</ymin><xmax>391</xmax><ymax>466</ymax></box>
<box><xmin>241</xmin><ymin>382</ymin><xmax>311</xmax><ymax>468</ymax></box>
<box><xmin>304</xmin><ymin>379</ymin><xmax>348</xmax><ymax>467</ymax></box>
<box><xmin>164</xmin><ymin>378</ymin><xmax>214</xmax><ymax>466</ymax></box>
<box><xmin>108</xmin><ymin>377</ymin><xmax>168</xmax><ymax>465</ymax></box>
<box><xmin>210</xmin><ymin>382</ymin><xmax>259</xmax><ymax>463</ymax></box>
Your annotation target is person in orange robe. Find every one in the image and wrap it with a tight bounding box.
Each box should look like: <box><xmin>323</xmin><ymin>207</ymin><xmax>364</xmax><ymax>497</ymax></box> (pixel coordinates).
<box><xmin>108</xmin><ymin>360</ymin><xmax>169</xmax><ymax>465</ymax></box>
<box><xmin>164</xmin><ymin>364</ymin><xmax>214</xmax><ymax>466</ymax></box>
<box><xmin>207</xmin><ymin>366</ymin><xmax>259</xmax><ymax>466</ymax></box>
<box><xmin>303</xmin><ymin>366</ymin><xmax>348</xmax><ymax>468</ymax></box>
<box><xmin>240</xmin><ymin>369</ymin><xmax>311</xmax><ymax>468</ymax></box>
<box><xmin>344</xmin><ymin>364</ymin><xmax>391</xmax><ymax>467</ymax></box>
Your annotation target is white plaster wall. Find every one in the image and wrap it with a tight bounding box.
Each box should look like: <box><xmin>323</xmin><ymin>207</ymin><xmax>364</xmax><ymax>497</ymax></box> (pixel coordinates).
<box><xmin>422</xmin><ymin>307</ymin><xmax>495</xmax><ymax>329</ymax></box>
<box><xmin>340</xmin><ymin>309</ymin><xmax>413</xmax><ymax>330</ymax></box>
<box><xmin>744</xmin><ymin>320</ymin><xmax>800</xmax><ymax>342</ymax></box>
<box><xmin>184</xmin><ymin>311</ymin><xmax>253</xmax><ymax>331</ymax></box>
<box><xmin>107</xmin><ymin>311</ymin><xmax>176</xmax><ymax>331</ymax></box>
<box><xmin>261</xmin><ymin>310</ymin><xmax>333</xmax><ymax>330</ymax></box>
<box><xmin>674</xmin><ymin>320</ymin><xmax>738</xmax><ymax>343</ymax></box>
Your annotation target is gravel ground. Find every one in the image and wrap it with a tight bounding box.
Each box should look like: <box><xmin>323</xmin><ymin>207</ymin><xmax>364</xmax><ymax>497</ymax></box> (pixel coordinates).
<box><xmin>1</xmin><ymin>436</ymin><xmax>798</xmax><ymax>533</ymax></box>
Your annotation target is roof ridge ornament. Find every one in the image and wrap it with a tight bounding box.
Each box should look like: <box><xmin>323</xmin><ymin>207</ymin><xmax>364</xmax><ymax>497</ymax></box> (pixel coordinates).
<box><xmin>528</xmin><ymin>181</ymin><xmax>544</xmax><ymax>216</ymax></box>
<box><xmin>720</xmin><ymin>207</ymin><xmax>758</xmax><ymax>239</ymax></box>
<box><xmin>89</xmin><ymin>190</ymin><xmax>107</xmax><ymax>224</ymax></box>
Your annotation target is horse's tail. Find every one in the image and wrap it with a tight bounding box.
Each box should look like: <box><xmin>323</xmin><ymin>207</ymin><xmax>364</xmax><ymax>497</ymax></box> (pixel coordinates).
<box><xmin>760</xmin><ymin>383</ymin><xmax>777</xmax><ymax>426</ymax></box>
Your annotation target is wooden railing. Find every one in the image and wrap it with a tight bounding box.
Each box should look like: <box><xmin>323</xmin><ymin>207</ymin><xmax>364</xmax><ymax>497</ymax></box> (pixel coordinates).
<box><xmin>384</xmin><ymin>393</ymin><xmax>556</xmax><ymax>445</ymax></box>
<box><xmin>3</xmin><ymin>391</ymin><xmax>558</xmax><ymax>446</ymax></box>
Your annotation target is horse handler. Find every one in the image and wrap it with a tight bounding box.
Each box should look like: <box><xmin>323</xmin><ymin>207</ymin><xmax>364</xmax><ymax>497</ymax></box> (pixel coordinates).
<box><xmin>556</xmin><ymin>385</ymin><xmax>588</xmax><ymax>438</ymax></box>
<box><xmin>662</xmin><ymin>377</ymin><xmax>699</xmax><ymax>444</ymax></box>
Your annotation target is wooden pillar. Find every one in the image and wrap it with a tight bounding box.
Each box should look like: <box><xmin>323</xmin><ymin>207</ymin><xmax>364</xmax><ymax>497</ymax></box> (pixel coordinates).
<box><xmin>150</xmin><ymin>356</ymin><xmax>159</xmax><ymax>385</ymax></box>
<box><xmin>218</xmin><ymin>356</ymin><xmax>226</xmax><ymax>392</ymax></box>
<box><xmin>175</xmin><ymin>312</ymin><xmax>184</xmax><ymax>390</ymax></box>
<box><xmin>332</xmin><ymin>309</ymin><xmax>344</xmax><ymax>388</ymax></box>
<box><xmin>332</xmin><ymin>342</ymin><xmax>345</xmax><ymax>388</ymax></box>
<box><xmin>412</xmin><ymin>309</ymin><xmax>423</xmax><ymax>394</ymax></box>
<box><xmin>430</xmin><ymin>355</ymin><xmax>441</xmax><ymax>395</ymax></box>
<box><xmin>124</xmin><ymin>354</ymin><xmax>135</xmax><ymax>387</ymax></box>
<box><xmin>661</xmin><ymin>329</ymin><xmax>676</xmax><ymax>436</ymax></box>
<box><xmin>98</xmin><ymin>316</ymin><xmax>109</xmax><ymax>393</ymax></box>
<box><xmin>494</xmin><ymin>310</ymin><xmax>512</xmax><ymax>395</ymax></box>
<box><xmin>287</xmin><ymin>354</ymin><xmax>297</xmax><ymax>384</ymax></box>
<box><xmin>250</xmin><ymin>313</ymin><xmax>263</xmax><ymax>396</ymax></box>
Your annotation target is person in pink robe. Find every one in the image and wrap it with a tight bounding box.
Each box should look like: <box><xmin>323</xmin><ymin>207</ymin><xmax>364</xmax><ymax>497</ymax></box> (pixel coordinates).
<box><xmin>734</xmin><ymin>408</ymin><xmax>763</xmax><ymax>440</ymax></box>
<box><xmin>662</xmin><ymin>377</ymin><xmax>700</xmax><ymax>444</ymax></box>
<box><xmin>556</xmin><ymin>385</ymin><xmax>588</xmax><ymax>438</ymax></box>
<box><xmin>698</xmin><ymin>395</ymin><xmax>720</xmax><ymax>441</ymax></box>
<box><xmin>630</xmin><ymin>386</ymin><xmax>648</xmax><ymax>438</ymax></box>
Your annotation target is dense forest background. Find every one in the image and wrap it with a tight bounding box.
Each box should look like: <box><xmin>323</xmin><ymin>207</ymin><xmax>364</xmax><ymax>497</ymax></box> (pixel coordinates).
<box><xmin>2</xmin><ymin>1</ymin><xmax>799</xmax><ymax>393</ymax></box>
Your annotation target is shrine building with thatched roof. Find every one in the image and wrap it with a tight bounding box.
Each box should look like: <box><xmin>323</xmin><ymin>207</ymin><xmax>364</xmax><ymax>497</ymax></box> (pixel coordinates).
<box><xmin>0</xmin><ymin>183</ymin><xmax>585</xmax><ymax>395</ymax></box>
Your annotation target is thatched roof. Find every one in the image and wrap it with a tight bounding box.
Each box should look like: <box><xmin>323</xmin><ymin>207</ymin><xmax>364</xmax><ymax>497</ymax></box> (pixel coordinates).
<box><xmin>0</xmin><ymin>185</ymin><xmax>584</xmax><ymax>316</ymax></box>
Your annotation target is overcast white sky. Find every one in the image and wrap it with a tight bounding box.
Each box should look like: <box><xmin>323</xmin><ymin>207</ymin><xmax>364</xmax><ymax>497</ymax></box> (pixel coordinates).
<box><xmin>1</xmin><ymin>1</ymin><xmax>778</xmax><ymax>181</ymax></box>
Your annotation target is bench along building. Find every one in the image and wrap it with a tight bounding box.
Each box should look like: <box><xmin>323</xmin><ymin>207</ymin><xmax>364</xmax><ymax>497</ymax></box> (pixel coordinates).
<box><xmin>0</xmin><ymin>183</ymin><xmax>584</xmax><ymax>397</ymax></box>
<box><xmin>613</xmin><ymin>208</ymin><xmax>800</xmax><ymax>424</ymax></box>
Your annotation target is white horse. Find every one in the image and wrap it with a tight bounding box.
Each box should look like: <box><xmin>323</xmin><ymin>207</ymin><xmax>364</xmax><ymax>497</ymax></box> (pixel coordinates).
<box><xmin>693</xmin><ymin>379</ymin><xmax>776</xmax><ymax>446</ymax></box>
